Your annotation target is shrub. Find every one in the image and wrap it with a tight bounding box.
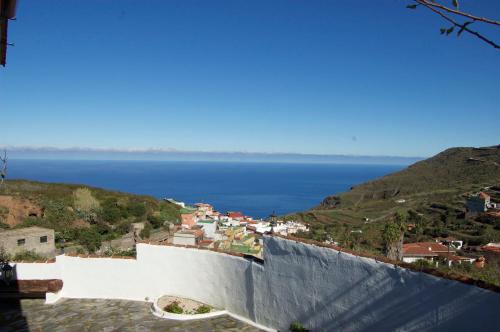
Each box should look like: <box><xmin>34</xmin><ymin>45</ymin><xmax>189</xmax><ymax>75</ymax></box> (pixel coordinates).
<box><xmin>195</xmin><ymin>305</ymin><xmax>211</xmax><ymax>314</ymax></box>
<box><xmin>127</xmin><ymin>201</ymin><xmax>146</xmax><ymax>218</ymax></box>
<box><xmin>147</xmin><ymin>214</ymin><xmax>163</xmax><ymax>229</ymax></box>
<box><xmin>290</xmin><ymin>322</ymin><xmax>309</xmax><ymax>332</ymax></box>
<box><xmin>12</xmin><ymin>250</ymin><xmax>43</xmax><ymax>262</ymax></box>
<box><xmin>0</xmin><ymin>246</ymin><xmax>11</xmax><ymax>262</ymax></box>
<box><xmin>77</xmin><ymin>228</ymin><xmax>102</xmax><ymax>253</ymax></box>
<box><xmin>140</xmin><ymin>222</ymin><xmax>152</xmax><ymax>239</ymax></box>
<box><xmin>164</xmin><ymin>301</ymin><xmax>183</xmax><ymax>314</ymax></box>
<box><xmin>412</xmin><ymin>259</ymin><xmax>433</xmax><ymax>269</ymax></box>
<box><xmin>73</xmin><ymin>188</ymin><xmax>100</xmax><ymax>213</ymax></box>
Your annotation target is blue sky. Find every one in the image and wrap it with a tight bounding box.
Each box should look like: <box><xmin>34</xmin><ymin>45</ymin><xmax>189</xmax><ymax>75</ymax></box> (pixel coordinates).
<box><xmin>1</xmin><ymin>0</ymin><xmax>499</xmax><ymax>158</ymax></box>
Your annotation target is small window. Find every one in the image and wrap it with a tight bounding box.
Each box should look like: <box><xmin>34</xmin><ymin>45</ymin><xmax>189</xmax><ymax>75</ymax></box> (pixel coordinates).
<box><xmin>40</xmin><ymin>236</ymin><xmax>48</xmax><ymax>243</ymax></box>
<box><xmin>17</xmin><ymin>238</ymin><xmax>26</xmax><ymax>246</ymax></box>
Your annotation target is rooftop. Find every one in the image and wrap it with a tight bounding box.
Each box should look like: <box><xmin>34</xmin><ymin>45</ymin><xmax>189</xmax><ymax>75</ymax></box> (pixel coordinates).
<box><xmin>402</xmin><ymin>242</ymin><xmax>454</xmax><ymax>257</ymax></box>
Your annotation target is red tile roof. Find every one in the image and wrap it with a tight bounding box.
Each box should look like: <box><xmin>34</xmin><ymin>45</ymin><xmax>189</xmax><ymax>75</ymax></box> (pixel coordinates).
<box><xmin>228</xmin><ymin>212</ymin><xmax>244</xmax><ymax>218</ymax></box>
<box><xmin>479</xmin><ymin>191</ymin><xmax>491</xmax><ymax>199</ymax></box>
<box><xmin>403</xmin><ymin>242</ymin><xmax>455</xmax><ymax>256</ymax></box>
<box><xmin>481</xmin><ymin>243</ymin><xmax>500</xmax><ymax>253</ymax></box>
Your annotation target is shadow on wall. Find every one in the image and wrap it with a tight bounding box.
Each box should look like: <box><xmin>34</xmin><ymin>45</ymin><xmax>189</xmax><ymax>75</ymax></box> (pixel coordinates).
<box><xmin>0</xmin><ymin>264</ymin><xmax>29</xmax><ymax>331</ymax></box>
<box><xmin>295</xmin><ymin>255</ymin><xmax>499</xmax><ymax>331</ymax></box>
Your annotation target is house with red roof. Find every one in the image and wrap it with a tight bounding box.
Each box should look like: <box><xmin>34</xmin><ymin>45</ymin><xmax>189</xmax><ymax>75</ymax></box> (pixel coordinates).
<box><xmin>403</xmin><ymin>242</ymin><xmax>474</xmax><ymax>267</ymax></box>
<box><xmin>227</xmin><ymin>211</ymin><xmax>244</xmax><ymax>220</ymax></box>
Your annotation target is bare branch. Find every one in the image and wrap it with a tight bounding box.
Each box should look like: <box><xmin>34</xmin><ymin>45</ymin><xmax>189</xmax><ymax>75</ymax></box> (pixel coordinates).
<box><xmin>416</xmin><ymin>0</ymin><xmax>500</xmax><ymax>50</ymax></box>
<box><xmin>418</xmin><ymin>0</ymin><xmax>500</xmax><ymax>26</ymax></box>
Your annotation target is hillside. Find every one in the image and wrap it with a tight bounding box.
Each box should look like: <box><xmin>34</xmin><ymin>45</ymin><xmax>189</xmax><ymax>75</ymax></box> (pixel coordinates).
<box><xmin>291</xmin><ymin>145</ymin><xmax>500</xmax><ymax>251</ymax></box>
<box><xmin>319</xmin><ymin>145</ymin><xmax>500</xmax><ymax>209</ymax></box>
<box><xmin>0</xmin><ymin>180</ymin><xmax>182</xmax><ymax>253</ymax></box>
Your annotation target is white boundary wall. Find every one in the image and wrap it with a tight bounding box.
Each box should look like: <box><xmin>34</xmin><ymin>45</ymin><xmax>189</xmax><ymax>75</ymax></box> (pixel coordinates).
<box><xmin>13</xmin><ymin>236</ymin><xmax>500</xmax><ymax>331</ymax></box>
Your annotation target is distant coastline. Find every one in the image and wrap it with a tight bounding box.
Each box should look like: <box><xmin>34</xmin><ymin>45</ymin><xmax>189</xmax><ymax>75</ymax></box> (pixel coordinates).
<box><xmin>3</xmin><ymin>146</ymin><xmax>422</xmax><ymax>165</ymax></box>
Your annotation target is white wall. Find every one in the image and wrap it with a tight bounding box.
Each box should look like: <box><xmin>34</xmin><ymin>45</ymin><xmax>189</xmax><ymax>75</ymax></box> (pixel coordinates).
<box><xmin>13</xmin><ymin>237</ymin><xmax>500</xmax><ymax>332</ymax></box>
<box><xmin>12</xmin><ymin>261</ymin><xmax>60</xmax><ymax>280</ymax></box>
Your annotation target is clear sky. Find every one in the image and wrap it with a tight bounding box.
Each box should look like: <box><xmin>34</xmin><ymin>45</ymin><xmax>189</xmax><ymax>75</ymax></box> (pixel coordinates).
<box><xmin>1</xmin><ymin>0</ymin><xmax>499</xmax><ymax>158</ymax></box>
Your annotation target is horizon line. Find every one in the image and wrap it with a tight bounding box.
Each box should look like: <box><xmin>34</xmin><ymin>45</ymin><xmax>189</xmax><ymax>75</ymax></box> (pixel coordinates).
<box><xmin>0</xmin><ymin>145</ymin><xmax>425</xmax><ymax>160</ymax></box>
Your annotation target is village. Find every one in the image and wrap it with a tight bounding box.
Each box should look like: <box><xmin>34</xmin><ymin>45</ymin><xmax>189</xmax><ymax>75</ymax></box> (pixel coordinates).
<box><xmin>166</xmin><ymin>199</ymin><xmax>309</xmax><ymax>258</ymax></box>
<box><xmin>401</xmin><ymin>188</ymin><xmax>500</xmax><ymax>268</ymax></box>
<box><xmin>1</xmin><ymin>189</ymin><xmax>499</xmax><ymax>268</ymax></box>
<box><xmin>0</xmin><ymin>198</ymin><xmax>310</xmax><ymax>261</ymax></box>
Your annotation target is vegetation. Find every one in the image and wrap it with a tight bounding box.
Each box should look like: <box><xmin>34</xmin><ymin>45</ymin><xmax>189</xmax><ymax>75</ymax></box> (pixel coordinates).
<box><xmin>292</xmin><ymin>145</ymin><xmax>500</xmax><ymax>286</ymax></box>
<box><xmin>12</xmin><ymin>250</ymin><xmax>44</xmax><ymax>262</ymax></box>
<box><xmin>195</xmin><ymin>305</ymin><xmax>211</xmax><ymax>314</ymax></box>
<box><xmin>382</xmin><ymin>213</ymin><xmax>406</xmax><ymax>260</ymax></box>
<box><xmin>102</xmin><ymin>247</ymin><xmax>136</xmax><ymax>257</ymax></box>
<box><xmin>0</xmin><ymin>179</ymin><xmax>182</xmax><ymax>253</ymax></box>
<box><xmin>290</xmin><ymin>322</ymin><xmax>309</xmax><ymax>332</ymax></box>
<box><xmin>0</xmin><ymin>246</ymin><xmax>10</xmax><ymax>262</ymax></box>
<box><xmin>164</xmin><ymin>301</ymin><xmax>184</xmax><ymax>314</ymax></box>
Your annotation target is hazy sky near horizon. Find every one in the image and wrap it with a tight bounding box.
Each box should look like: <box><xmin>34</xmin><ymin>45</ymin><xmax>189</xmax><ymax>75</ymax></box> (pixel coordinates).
<box><xmin>1</xmin><ymin>0</ymin><xmax>499</xmax><ymax>158</ymax></box>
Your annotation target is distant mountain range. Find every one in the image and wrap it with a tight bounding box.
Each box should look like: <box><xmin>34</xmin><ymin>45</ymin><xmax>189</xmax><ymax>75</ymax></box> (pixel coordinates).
<box><xmin>2</xmin><ymin>146</ymin><xmax>422</xmax><ymax>165</ymax></box>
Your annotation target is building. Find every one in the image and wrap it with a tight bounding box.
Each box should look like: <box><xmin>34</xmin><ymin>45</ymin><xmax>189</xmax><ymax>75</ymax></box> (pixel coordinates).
<box><xmin>172</xmin><ymin>228</ymin><xmax>204</xmax><ymax>246</ymax></box>
<box><xmin>196</xmin><ymin>219</ymin><xmax>218</xmax><ymax>239</ymax></box>
<box><xmin>466</xmin><ymin>192</ymin><xmax>491</xmax><ymax>214</ymax></box>
<box><xmin>402</xmin><ymin>242</ymin><xmax>454</xmax><ymax>264</ymax></box>
<box><xmin>164</xmin><ymin>198</ymin><xmax>185</xmax><ymax>208</ymax></box>
<box><xmin>0</xmin><ymin>226</ymin><xmax>55</xmax><ymax>258</ymax></box>
<box><xmin>403</xmin><ymin>242</ymin><xmax>474</xmax><ymax>267</ymax></box>
<box><xmin>194</xmin><ymin>203</ymin><xmax>214</xmax><ymax>217</ymax></box>
<box><xmin>227</xmin><ymin>211</ymin><xmax>244</xmax><ymax>220</ymax></box>
<box><xmin>180</xmin><ymin>207</ymin><xmax>197</xmax><ymax>229</ymax></box>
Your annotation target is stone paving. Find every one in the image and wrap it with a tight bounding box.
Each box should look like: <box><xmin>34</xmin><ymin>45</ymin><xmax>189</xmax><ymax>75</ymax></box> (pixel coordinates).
<box><xmin>0</xmin><ymin>298</ymin><xmax>265</xmax><ymax>332</ymax></box>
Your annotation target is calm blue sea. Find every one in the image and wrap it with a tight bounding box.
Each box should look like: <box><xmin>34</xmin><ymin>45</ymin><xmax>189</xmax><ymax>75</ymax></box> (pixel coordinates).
<box><xmin>8</xmin><ymin>160</ymin><xmax>404</xmax><ymax>218</ymax></box>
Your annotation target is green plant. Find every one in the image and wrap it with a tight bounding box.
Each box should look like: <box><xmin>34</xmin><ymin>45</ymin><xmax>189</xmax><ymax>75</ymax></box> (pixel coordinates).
<box><xmin>195</xmin><ymin>305</ymin><xmax>211</xmax><ymax>314</ymax></box>
<box><xmin>290</xmin><ymin>321</ymin><xmax>309</xmax><ymax>332</ymax></box>
<box><xmin>412</xmin><ymin>259</ymin><xmax>433</xmax><ymax>269</ymax></box>
<box><xmin>140</xmin><ymin>222</ymin><xmax>152</xmax><ymax>239</ymax></box>
<box><xmin>0</xmin><ymin>246</ymin><xmax>11</xmax><ymax>262</ymax></box>
<box><xmin>77</xmin><ymin>228</ymin><xmax>102</xmax><ymax>253</ymax></box>
<box><xmin>164</xmin><ymin>301</ymin><xmax>183</xmax><ymax>314</ymax></box>
<box><xmin>12</xmin><ymin>250</ymin><xmax>43</xmax><ymax>262</ymax></box>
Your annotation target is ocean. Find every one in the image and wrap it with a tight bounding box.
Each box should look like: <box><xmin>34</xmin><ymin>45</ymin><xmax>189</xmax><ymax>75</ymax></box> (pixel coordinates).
<box><xmin>7</xmin><ymin>159</ymin><xmax>404</xmax><ymax>218</ymax></box>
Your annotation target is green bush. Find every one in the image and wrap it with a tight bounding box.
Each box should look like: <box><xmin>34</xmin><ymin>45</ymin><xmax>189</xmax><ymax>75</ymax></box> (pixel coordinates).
<box><xmin>164</xmin><ymin>301</ymin><xmax>183</xmax><ymax>314</ymax></box>
<box><xmin>412</xmin><ymin>259</ymin><xmax>433</xmax><ymax>269</ymax></box>
<box><xmin>77</xmin><ymin>228</ymin><xmax>102</xmax><ymax>253</ymax></box>
<box><xmin>127</xmin><ymin>201</ymin><xmax>146</xmax><ymax>218</ymax></box>
<box><xmin>147</xmin><ymin>214</ymin><xmax>163</xmax><ymax>229</ymax></box>
<box><xmin>290</xmin><ymin>322</ymin><xmax>309</xmax><ymax>332</ymax></box>
<box><xmin>12</xmin><ymin>250</ymin><xmax>43</xmax><ymax>262</ymax></box>
<box><xmin>140</xmin><ymin>222</ymin><xmax>152</xmax><ymax>239</ymax></box>
<box><xmin>195</xmin><ymin>305</ymin><xmax>211</xmax><ymax>314</ymax></box>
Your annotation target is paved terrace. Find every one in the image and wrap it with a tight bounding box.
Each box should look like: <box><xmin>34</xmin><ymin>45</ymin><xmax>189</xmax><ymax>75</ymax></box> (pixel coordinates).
<box><xmin>0</xmin><ymin>298</ymin><xmax>264</xmax><ymax>332</ymax></box>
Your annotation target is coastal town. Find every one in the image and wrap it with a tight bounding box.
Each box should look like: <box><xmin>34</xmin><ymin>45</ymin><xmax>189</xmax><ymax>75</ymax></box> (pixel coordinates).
<box><xmin>162</xmin><ymin>199</ymin><xmax>310</xmax><ymax>258</ymax></box>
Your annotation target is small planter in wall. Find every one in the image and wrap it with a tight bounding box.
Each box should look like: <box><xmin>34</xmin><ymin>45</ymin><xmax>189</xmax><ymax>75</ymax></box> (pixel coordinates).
<box><xmin>151</xmin><ymin>295</ymin><xmax>227</xmax><ymax>321</ymax></box>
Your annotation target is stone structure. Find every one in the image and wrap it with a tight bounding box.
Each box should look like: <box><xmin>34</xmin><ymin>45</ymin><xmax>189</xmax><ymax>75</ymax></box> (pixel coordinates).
<box><xmin>0</xmin><ymin>226</ymin><xmax>55</xmax><ymax>258</ymax></box>
<box><xmin>172</xmin><ymin>229</ymin><xmax>204</xmax><ymax>246</ymax></box>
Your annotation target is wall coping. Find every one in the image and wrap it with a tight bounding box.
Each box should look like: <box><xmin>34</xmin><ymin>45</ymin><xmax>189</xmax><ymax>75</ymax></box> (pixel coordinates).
<box><xmin>11</xmin><ymin>236</ymin><xmax>499</xmax><ymax>293</ymax></box>
<box><xmin>275</xmin><ymin>234</ymin><xmax>500</xmax><ymax>293</ymax></box>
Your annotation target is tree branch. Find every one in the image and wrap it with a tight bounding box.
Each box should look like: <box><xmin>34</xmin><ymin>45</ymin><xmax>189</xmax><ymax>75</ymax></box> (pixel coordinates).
<box><xmin>418</xmin><ymin>0</ymin><xmax>500</xmax><ymax>26</ymax></box>
<box><xmin>416</xmin><ymin>0</ymin><xmax>500</xmax><ymax>50</ymax></box>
